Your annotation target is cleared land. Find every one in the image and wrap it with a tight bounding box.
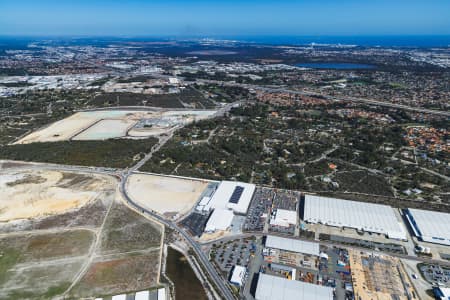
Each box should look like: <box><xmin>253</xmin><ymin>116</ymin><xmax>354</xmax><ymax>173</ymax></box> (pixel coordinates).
<box><xmin>0</xmin><ymin>166</ymin><xmax>163</xmax><ymax>299</ymax></box>
<box><xmin>69</xmin><ymin>201</ymin><xmax>163</xmax><ymax>298</ymax></box>
<box><xmin>15</xmin><ymin>109</ymin><xmax>216</xmax><ymax>144</ymax></box>
<box><xmin>73</xmin><ymin>119</ymin><xmax>137</xmax><ymax>140</ymax></box>
<box><xmin>70</xmin><ymin>253</ymin><xmax>161</xmax><ymax>298</ymax></box>
<box><xmin>100</xmin><ymin>201</ymin><xmax>162</xmax><ymax>254</ymax></box>
<box><xmin>127</xmin><ymin>173</ymin><xmax>208</xmax><ymax>218</ymax></box>
<box><xmin>0</xmin><ymin>229</ymin><xmax>94</xmax><ymax>299</ymax></box>
<box><xmin>0</xmin><ymin>169</ymin><xmax>113</xmax><ymax>222</ymax></box>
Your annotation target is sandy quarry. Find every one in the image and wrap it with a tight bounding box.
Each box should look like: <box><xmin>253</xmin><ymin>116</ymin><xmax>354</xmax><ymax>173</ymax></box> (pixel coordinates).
<box><xmin>0</xmin><ymin>169</ymin><xmax>115</xmax><ymax>222</ymax></box>
<box><xmin>127</xmin><ymin>174</ymin><xmax>208</xmax><ymax>218</ymax></box>
<box><xmin>15</xmin><ymin>109</ymin><xmax>217</xmax><ymax>144</ymax></box>
<box><xmin>73</xmin><ymin>119</ymin><xmax>137</xmax><ymax>140</ymax></box>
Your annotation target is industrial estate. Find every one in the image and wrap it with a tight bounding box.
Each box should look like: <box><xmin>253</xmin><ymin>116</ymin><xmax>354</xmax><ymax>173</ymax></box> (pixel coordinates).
<box><xmin>0</xmin><ymin>36</ymin><xmax>449</xmax><ymax>300</ymax></box>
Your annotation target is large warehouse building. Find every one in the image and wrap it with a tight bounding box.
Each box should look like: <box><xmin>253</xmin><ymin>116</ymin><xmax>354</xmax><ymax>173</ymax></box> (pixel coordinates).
<box><xmin>204</xmin><ymin>208</ymin><xmax>234</xmax><ymax>232</ymax></box>
<box><xmin>303</xmin><ymin>195</ymin><xmax>407</xmax><ymax>240</ymax></box>
<box><xmin>265</xmin><ymin>235</ymin><xmax>319</xmax><ymax>256</ymax></box>
<box><xmin>197</xmin><ymin>181</ymin><xmax>256</xmax><ymax>215</ymax></box>
<box><xmin>405</xmin><ymin>208</ymin><xmax>450</xmax><ymax>246</ymax></box>
<box><xmin>270</xmin><ymin>209</ymin><xmax>297</xmax><ymax>227</ymax></box>
<box><xmin>255</xmin><ymin>273</ymin><xmax>334</xmax><ymax>300</ymax></box>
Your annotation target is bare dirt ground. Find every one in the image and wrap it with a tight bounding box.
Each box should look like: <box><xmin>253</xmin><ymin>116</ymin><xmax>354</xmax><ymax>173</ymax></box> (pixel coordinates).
<box><xmin>72</xmin><ymin>119</ymin><xmax>137</xmax><ymax>140</ymax></box>
<box><xmin>0</xmin><ymin>169</ymin><xmax>114</xmax><ymax>222</ymax></box>
<box><xmin>15</xmin><ymin>109</ymin><xmax>216</xmax><ymax>144</ymax></box>
<box><xmin>0</xmin><ymin>165</ymin><xmax>163</xmax><ymax>299</ymax></box>
<box><xmin>127</xmin><ymin>173</ymin><xmax>208</xmax><ymax>218</ymax></box>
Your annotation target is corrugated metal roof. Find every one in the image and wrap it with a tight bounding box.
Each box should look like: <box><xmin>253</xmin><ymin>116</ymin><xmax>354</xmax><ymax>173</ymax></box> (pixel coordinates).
<box><xmin>304</xmin><ymin>195</ymin><xmax>406</xmax><ymax>240</ymax></box>
<box><xmin>255</xmin><ymin>273</ymin><xmax>333</xmax><ymax>300</ymax></box>
<box><xmin>205</xmin><ymin>181</ymin><xmax>256</xmax><ymax>214</ymax></box>
<box><xmin>266</xmin><ymin>235</ymin><xmax>319</xmax><ymax>256</ymax></box>
<box><xmin>230</xmin><ymin>265</ymin><xmax>246</xmax><ymax>286</ymax></box>
<box><xmin>204</xmin><ymin>208</ymin><xmax>234</xmax><ymax>232</ymax></box>
<box><xmin>406</xmin><ymin>208</ymin><xmax>450</xmax><ymax>245</ymax></box>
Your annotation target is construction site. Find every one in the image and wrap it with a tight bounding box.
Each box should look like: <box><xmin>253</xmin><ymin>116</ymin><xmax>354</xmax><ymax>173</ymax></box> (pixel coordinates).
<box><xmin>14</xmin><ymin>109</ymin><xmax>216</xmax><ymax>144</ymax></box>
<box><xmin>349</xmin><ymin>249</ymin><xmax>417</xmax><ymax>300</ymax></box>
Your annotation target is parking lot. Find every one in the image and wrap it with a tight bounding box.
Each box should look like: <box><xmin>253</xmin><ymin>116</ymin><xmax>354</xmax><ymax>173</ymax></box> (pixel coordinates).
<box><xmin>180</xmin><ymin>211</ymin><xmax>211</xmax><ymax>237</ymax></box>
<box><xmin>419</xmin><ymin>263</ymin><xmax>450</xmax><ymax>286</ymax></box>
<box><xmin>211</xmin><ymin>238</ymin><xmax>256</xmax><ymax>272</ymax></box>
<box><xmin>272</xmin><ymin>189</ymin><xmax>300</xmax><ymax>211</ymax></box>
<box><xmin>244</xmin><ymin>187</ymin><xmax>273</xmax><ymax>232</ymax></box>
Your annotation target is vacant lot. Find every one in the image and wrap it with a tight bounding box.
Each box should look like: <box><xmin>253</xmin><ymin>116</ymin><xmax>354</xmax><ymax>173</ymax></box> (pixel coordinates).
<box><xmin>15</xmin><ymin>108</ymin><xmax>217</xmax><ymax>144</ymax></box>
<box><xmin>100</xmin><ymin>201</ymin><xmax>162</xmax><ymax>254</ymax></box>
<box><xmin>127</xmin><ymin>174</ymin><xmax>208</xmax><ymax>218</ymax></box>
<box><xmin>0</xmin><ymin>169</ymin><xmax>113</xmax><ymax>222</ymax></box>
<box><xmin>73</xmin><ymin>119</ymin><xmax>137</xmax><ymax>140</ymax></box>
<box><xmin>0</xmin><ymin>230</ymin><xmax>93</xmax><ymax>300</ymax></box>
<box><xmin>70</xmin><ymin>252</ymin><xmax>161</xmax><ymax>298</ymax></box>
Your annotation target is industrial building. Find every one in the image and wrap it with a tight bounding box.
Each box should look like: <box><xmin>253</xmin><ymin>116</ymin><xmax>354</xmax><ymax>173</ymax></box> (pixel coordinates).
<box><xmin>303</xmin><ymin>195</ymin><xmax>407</xmax><ymax>240</ymax></box>
<box><xmin>229</xmin><ymin>265</ymin><xmax>246</xmax><ymax>286</ymax></box>
<box><xmin>405</xmin><ymin>208</ymin><xmax>450</xmax><ymax>246</ymax></box>
<box><xmin>265</xmin><ymin>235</ymin><xmax>319</xmax><ymax>256</ymax></box>
<box><xmin>255</xmin><ymin>273</ymin><xmax>334</xmax><ymax>300</ymax></box>
<box><xmin>198</xmin><ymin>181</ymin><xmax>256</xmax><ymax>234</ymax></box>
<box><xmin>204</xmin><ymin>208</ymin><xmax>234</xmax><ymax>232</ymax></box>
<box><xmin>197</xmin><ymin>181</ymin><xmax>256</xmax><ymax>214</ymax></box>
<box><xmin>270</xmin><ymin>209</ymin><xmax>297</xmax><ymax>227</ymax></box>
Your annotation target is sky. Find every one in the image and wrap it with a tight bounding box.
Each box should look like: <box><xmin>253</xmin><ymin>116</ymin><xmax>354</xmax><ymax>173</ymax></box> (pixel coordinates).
<box><xmin>1</xmin><ymin>0</ymin><xmax>450</xmax><ymax>37</ymax></box>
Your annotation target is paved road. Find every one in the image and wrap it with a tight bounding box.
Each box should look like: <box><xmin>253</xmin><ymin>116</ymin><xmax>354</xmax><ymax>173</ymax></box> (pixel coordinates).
<box><xmin>116</xmin><ymin>102</ymin><xmax>240</xmax><ymax>300</ymax></box>
<box><xmin>202</xmin><ymin>231</ymin><xmax>450</xmax><ymax>268</ymax></box>
<box><xmin>120</xmin><ymin>173</ymin><xmax>235</xmax><ymax>300</ymax></box>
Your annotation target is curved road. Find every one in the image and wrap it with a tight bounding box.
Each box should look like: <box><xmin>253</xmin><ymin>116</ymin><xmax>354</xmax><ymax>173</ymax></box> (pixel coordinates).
<box><xmin>119</xmin><ymin>170</ymin><xmax>235</xmax><ymax>300</ymax></box>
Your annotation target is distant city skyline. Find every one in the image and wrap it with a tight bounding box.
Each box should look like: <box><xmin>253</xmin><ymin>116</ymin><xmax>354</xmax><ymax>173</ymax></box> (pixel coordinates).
<box><xmin>1</xmin><ymin>0</ymin><xmax>450</xmax><ymax>37</ymax></box>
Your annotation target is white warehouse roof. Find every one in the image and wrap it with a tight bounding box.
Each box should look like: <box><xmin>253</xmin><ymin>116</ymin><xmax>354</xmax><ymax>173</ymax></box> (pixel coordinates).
<box><xmin>405</xmin><ymin>208</ymin><xmax>450</xmax><ymax>246</ymax></box>
<box><xmin>255</xmin><ymin>273</ymin><xmax>333</xmax><ymax>300</ymax></box>
<box><xmin>111</xmin><ymin>295</ymin><xmax>126</xmax><ymax>300</ymax></box>
<box><xmin>265</xmin><ymin>235</ymin><xmax>319</xmax><ymax>256</ymax></box>
<box><xmin>230</xmin><ymin>265</ymin><xmax>246</xmax><ymax>286</ymax></box>
<box><xmin>204</xmin><ymin>208</ymin><xmax>234</xmax><ymax>232</ymax></box>
<box><xmin>270</xmin><ymin>209</ymin><xmax>297</xmax><ymax>227</ymax></box>
<box><xmin>304</xmin><ymin>195</ymin><xmax>407</xmax><ymax>240</ymax></box>
<box><xmin>204</xmin><ymin>181</ymin><xmax>256</xmax><ymax>214</ymax></box>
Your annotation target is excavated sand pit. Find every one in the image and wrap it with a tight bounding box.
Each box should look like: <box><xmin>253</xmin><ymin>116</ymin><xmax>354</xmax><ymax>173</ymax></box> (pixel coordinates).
<box><xmin>0</xmin><ymin>169</ymin><xmax>115</xmax><ymax>222</ymax></box>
